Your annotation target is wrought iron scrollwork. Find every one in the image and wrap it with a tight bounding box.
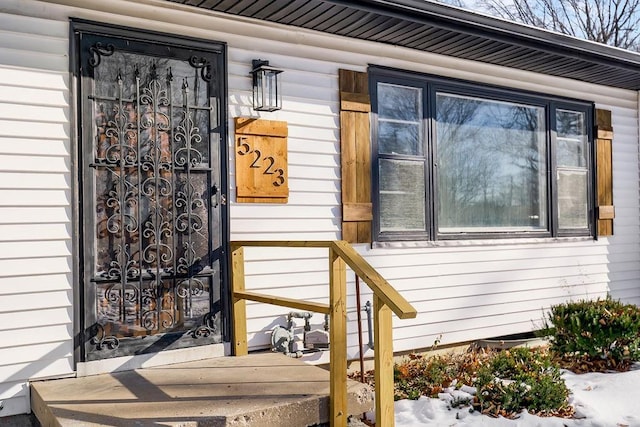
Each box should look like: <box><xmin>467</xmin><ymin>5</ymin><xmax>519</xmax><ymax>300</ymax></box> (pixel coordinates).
<box><xmin>89</xmin><ymin>42</ymin><xmax>115</xmax><ymax>68</ymax></box>
<box><xmin>189</xmin><ymin>56</ymin><xmax>212</xmax><ymax>82</ymax></box>
<box><xmin>90</xmin><ymin>323</ymin><xmax>120</xmax><ymax>350</ymax></box>
<box><xmin>191</xmin><ymin>312</ymin><xmax>218</xmax><ymax>338</ymax></box>
<box><xmin>175</xmin><ymin>100</ymin><xmax>205</xmax><ymax>168</ymax></box>
<box><xmin>87</xmin><ymin>40</ymin><xmax>219</xmax><ymax>358</ymax></box>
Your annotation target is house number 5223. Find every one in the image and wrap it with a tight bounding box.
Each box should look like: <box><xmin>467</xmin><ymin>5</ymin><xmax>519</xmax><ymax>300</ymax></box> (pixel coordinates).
<box><xmin>237</xmin><ymin>136</ymin><xmax>285</xmax><ymax>187</ymax></box>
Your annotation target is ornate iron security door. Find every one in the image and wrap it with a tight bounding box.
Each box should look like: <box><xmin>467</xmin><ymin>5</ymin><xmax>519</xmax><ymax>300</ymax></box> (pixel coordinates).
<box><xmin>75</xmin><ymin>23</ymin><xmax>227</xmax><ymax>361</ymax></box>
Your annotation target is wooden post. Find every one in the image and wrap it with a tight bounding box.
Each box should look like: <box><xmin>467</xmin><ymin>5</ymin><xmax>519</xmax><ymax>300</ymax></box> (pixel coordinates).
<box><xmin>231</xmin><ymin>245</ymin><xmax>248</xmax><ymax>356</ymax></box>
<box><xmin>329</xmin><ymin>247</ymin><xmax>348</xmax><ymax>427</ymax></box>
<box><xmin>374</xmin><ymin>294</ymin><xmax>395</xmax><ymax>427</ymax></box>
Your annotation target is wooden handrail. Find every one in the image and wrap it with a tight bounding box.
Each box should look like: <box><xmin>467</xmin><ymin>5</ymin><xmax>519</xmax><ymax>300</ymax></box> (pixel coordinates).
<box><xmin>330</xmin><ymin>241</ymin><xmax>417</xmax><ymax>319</ymax></box>
<box><xmin>234</xmin><ymin>290</ymin><xmax>331</xmax><ymax>314</ymax></box>
<box><xmin>231</xmin><ymin>240</ymin><xmax>332</xmax><ymax>248</ymax></box>
<box><xmin>230</xmin><ymin>240</ymin><xmax>417</xmax><ymax>319</ymax></box>
<box><xmin>230</xmin><ymin>240</ymin><xmax>417</xmax><ymax>427</ymax></box>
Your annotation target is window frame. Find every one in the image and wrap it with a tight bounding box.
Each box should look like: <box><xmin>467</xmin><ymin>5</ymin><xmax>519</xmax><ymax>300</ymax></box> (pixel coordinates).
<box><xmin>370</xmin><ymin>66</ymin><xmax>596</xmax><ymax>243</ymax></box>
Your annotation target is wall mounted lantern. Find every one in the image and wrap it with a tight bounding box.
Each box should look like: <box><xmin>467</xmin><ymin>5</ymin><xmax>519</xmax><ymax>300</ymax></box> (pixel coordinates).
<box><xmin>251</xmin><ymin>59</ymin><xmax>283</xmax><ymax>112</ymax></box>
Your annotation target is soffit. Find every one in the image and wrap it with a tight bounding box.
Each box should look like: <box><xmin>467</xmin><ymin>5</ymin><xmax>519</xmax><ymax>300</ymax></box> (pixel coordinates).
<box><xmin>166</xmin><ymin>0</ymin><xmax>640</xmax><ymax>90</ymax></box>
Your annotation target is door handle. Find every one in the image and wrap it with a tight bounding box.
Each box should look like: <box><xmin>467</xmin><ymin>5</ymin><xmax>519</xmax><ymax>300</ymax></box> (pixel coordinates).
<box><xmin>211</xmin><ymin>185</ymin><xmax>227</xmax><ymax>207</ymax></box>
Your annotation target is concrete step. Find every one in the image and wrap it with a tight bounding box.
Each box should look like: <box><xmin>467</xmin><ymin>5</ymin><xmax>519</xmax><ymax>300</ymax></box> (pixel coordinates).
<box><xmin>31</xmin><ymin>352</ymin><xmax>373</xmax><ymax>427</ymax></box>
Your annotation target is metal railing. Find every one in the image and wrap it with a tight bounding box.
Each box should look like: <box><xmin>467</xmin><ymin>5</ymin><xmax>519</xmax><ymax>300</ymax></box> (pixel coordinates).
<box><xmin>230</xmin><ymin>240</ymin><xmax>417</xmax><ymax>427</ymax></box>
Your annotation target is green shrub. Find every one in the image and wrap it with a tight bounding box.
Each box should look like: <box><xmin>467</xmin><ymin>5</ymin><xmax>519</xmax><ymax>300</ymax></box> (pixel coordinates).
<box><xmin>544</xmin><ymin>297</ymin><xmax>640</xmax><ymax>371</ymax></box>
<box><xmin>354</xmin><ymin>347</ymin><xmax>572</xmax><ymax>418</ymax></box>
<box><xmin>473</xmin><ymin>347</ymin><xmax>570</xmax><ymax>417</ymax></box>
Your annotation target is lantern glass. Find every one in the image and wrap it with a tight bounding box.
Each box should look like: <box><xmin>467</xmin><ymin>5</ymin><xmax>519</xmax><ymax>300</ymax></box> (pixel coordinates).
<box><xmin>251</xmin><ymin>60</ymin><xmax>283</xmax><ymax>112</ymax></box>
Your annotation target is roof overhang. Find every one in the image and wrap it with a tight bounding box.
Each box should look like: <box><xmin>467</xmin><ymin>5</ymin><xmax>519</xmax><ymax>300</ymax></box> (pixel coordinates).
<box><xmin>166</xmin><ymin>0</ymin><xmax>640</xmax><ymax>90</ymax></box>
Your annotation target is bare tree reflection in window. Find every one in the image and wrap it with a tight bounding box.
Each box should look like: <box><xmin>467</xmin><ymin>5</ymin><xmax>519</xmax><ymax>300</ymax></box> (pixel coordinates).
<box><xmin>436</xmin><ymin>94</ymin><xmax>546</xmax><ymax>231</ymax></box>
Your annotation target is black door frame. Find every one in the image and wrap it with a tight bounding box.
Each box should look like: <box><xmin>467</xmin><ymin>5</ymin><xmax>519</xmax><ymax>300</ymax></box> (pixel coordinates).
<box><xmin>70</xmin><ymin>19</ymin><xmax>230</xmax><ymax>364</ymax></box>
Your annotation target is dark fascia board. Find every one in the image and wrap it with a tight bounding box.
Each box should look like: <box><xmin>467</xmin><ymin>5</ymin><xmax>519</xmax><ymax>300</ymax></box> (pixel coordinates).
<box><xmin>321</xmin><ymin>0</ymin><xmax>640</xmax><ymax>74</ymax></box>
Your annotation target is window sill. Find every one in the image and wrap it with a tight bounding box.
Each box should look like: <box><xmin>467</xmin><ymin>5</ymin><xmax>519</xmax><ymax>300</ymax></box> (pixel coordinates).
<box><xmin>371</xmin><ymin>235</ymin><xmax>597</xmax><ymax>249</ymax></box>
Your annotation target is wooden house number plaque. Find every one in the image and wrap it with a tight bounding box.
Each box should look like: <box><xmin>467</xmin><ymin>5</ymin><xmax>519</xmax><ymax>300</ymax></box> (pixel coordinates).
<box><xmin>234</xmin><ymin>117</ymin><xmax>289</xmax><ymax>203</ymax></box>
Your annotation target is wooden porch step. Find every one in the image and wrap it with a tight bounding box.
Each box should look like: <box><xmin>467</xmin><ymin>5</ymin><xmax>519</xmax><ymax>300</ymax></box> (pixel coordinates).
<box><xmin>30</xmin><ymin>352</ymin><xmax>373</xmax><ymax>427</ymax></box>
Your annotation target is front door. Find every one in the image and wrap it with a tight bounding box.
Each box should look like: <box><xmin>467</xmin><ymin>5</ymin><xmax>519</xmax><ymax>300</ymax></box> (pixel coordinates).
<box><xmin>73</xmin><ymin>22</ymin><xmax>228</xmax><ymax>361</ymax></box>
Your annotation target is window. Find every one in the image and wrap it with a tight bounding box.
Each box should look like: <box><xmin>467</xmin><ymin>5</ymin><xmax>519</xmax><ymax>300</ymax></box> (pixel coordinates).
<box><xmin>371</xmin><ymin>68</ymin><xmax>594</xmax><ymax>242</ymax></box>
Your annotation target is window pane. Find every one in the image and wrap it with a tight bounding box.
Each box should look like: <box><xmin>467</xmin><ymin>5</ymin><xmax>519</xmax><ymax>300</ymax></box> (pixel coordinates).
<box><xmin>378</xmin><ymin>121</ymin><xmax>422</xmax><ymax>155</ymax></box>
<box><xmin>556</xmin><ymin>109</ymin><xmax>587</xmax><ymax>168</ymax></box>
<box><xmin>558</xmin><ymin>169</ymin><xmax>588</xmax><ymax>228</ymax></box>
<box><xmin>377</xmin><ymin>83</ymin><xmax>423</xmax><ymax>156</ymax></box>
<box><xmin>436</xmin><ymin>93</ymin><xmax>547</xmax><ymax>231</ymax></box>
<box><xmin>556</xmin><ymin>109</ymin><xmax>589</xmax><ymax>230</ymax></box>
<box><xmin>379</xmin><ymin>159</ymin><xmax>426</xmax><ymax>232</ymax></box>
<box><xmin>379</xmin><ymin>83</ymin><xmax>421</xmax><ymax>120</ymax></box>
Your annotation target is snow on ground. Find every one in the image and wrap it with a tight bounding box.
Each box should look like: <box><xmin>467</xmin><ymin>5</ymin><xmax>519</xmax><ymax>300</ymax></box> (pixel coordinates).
<box><xmin>376</xmin><ymin>364</ymin><xmax>640</xmax><ymax>426</ymax></box>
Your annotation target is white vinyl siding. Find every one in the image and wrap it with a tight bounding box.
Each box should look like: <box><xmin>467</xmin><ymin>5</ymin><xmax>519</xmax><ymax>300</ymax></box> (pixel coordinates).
<box><xmin>0</xmin><ymin>0</ymin><xmax>639</xmax><ymax>416</ymax></box>
<box><xmin>0</xmin><ymin>9</ymin><xmax>73</xmax><ymax>415</ymax></box>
